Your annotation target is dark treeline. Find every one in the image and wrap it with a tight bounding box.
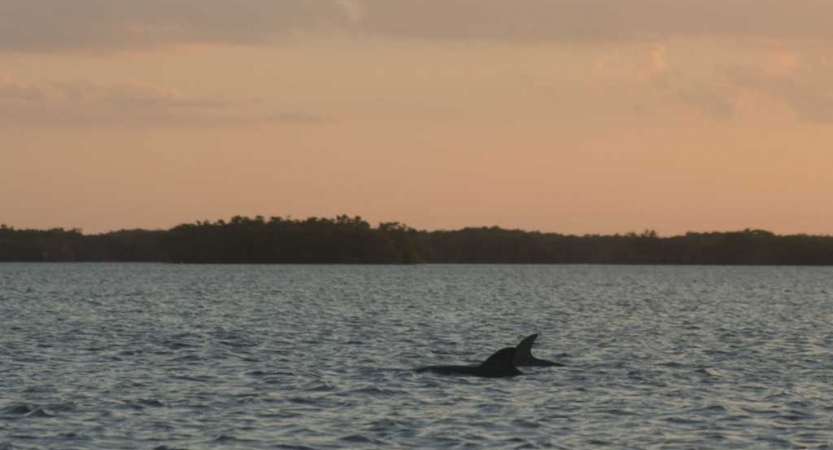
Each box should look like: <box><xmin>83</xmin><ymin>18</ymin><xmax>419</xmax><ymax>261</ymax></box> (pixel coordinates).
<box><xmin>1</xmin><ymin>216</ymin><xmax>832</xmax><ymax>265</ymax></box>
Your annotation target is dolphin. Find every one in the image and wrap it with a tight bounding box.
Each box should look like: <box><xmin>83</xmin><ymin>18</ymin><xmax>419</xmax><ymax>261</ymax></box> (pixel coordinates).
<box><xmin>417</xmin><ymin>347</ymin><xmax>522</xmax><ymax>377</ymax></box>
<box><xmin>513</xmin><ymin>334</ymin><xmax>564</xmax><ymax>367</ymax></box>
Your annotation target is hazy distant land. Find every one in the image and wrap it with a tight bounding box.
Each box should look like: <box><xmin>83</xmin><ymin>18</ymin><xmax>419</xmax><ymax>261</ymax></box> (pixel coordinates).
<box><xmin>1</xmin><ymin>215</ymin><xmax>831</xmax><ymax>265</ymax></box>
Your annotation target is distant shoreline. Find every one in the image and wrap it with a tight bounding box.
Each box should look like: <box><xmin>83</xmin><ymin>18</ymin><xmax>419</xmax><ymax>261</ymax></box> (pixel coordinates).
<box><xmin>2</xmin><ymin>262</ymin><xmax>832</xmax><ymax>268</ymax></box>
<box><xmin>2</xmin><ymin>215</ymin><xmax>832</xmax><ymax>265</ymax></box>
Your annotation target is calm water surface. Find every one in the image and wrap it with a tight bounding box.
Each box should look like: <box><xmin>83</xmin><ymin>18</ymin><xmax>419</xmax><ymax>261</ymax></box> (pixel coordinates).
<box><xmin>1</xmin><ymin>264</ymin><xmax>832</xmax><ymax>449</ymax></box>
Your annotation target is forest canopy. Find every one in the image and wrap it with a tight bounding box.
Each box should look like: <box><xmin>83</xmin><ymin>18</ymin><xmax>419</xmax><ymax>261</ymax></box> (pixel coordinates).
<box><xmin>1</xmin><ymin>216</ymin><xmax>831</xmax><ymax>265</ymax></box>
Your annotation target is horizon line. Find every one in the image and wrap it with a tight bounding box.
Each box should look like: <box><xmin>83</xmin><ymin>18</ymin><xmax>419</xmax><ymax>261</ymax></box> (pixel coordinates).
<box><xmin>2</xmin><ymin>215</ymin><xmax>830</xmax><ymax>239</ymax></box>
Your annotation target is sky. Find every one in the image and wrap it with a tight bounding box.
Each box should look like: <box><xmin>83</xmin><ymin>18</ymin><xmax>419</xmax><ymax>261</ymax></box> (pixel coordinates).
<box><xmin>2</xmin><ymin>1</ymin><xmax>832</xmax><ymax>235</ymax></box>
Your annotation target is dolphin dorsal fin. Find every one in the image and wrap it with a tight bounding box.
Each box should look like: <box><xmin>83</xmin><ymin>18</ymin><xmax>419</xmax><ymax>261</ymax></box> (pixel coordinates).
<box><xmin>513</xmin><ymin>334</ymin><xmax>538</xmax><ymax>364</ymax></box>
<box><xmin>480</xmin><ymin>347</ymin><xmax>517</xmax><ymax>368</ymax></box>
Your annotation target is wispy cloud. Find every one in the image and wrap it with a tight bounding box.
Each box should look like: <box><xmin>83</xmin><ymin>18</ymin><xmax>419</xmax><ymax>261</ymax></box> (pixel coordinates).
<box><xmin>634</xmin><ymin>45</ymin><xmax>736</xmax><ymax>119</ymax></box>
<box><xmin>723</xmin><ymin>55</ymin><xmax>833</xmax><ymax>123</ymax></box>
<box><xmin>1</xmin><ymin>1</ymin><xmax>832</xmax><ymax>53</ymax></box>
<box><xmin>0</xmin><ymin>73</ymin><xmax>323</xmax><ymax>127</ymax></box>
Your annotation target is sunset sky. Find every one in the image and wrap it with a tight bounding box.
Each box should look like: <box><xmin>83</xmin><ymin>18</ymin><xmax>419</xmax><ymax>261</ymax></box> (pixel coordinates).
<box><xmin>2</xmin><ymin>1</ymin><xmax>832</xmax><ymax>235</ymax></box>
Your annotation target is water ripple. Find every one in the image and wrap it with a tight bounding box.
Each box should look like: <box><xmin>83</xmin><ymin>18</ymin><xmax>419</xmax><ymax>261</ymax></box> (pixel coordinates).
<box><xmin>1</xmin><ymin>264</ymin><xmax>832</xmax><ymax>449</ymax></box>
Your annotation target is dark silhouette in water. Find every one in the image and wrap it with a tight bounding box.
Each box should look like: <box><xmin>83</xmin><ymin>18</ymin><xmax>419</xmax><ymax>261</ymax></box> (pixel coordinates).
<box><xmin>417</xmin><ymin>347</ymin><xmax>522</xmax><ymax>378</ymax></box>
<box><xmin>513</xmin><ymin>334</ymin><xmax>564</xmax><ymax>367</ymax></box>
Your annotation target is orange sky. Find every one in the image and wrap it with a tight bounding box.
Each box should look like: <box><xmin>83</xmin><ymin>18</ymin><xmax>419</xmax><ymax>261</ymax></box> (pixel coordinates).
<box><xmin>2</xmin><ymin>2</ymin><xmax>832</xmax><ymax>235</ymax></box>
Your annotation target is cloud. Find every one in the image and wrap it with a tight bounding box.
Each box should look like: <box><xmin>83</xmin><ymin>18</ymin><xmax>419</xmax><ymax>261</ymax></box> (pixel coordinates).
<box><xmin>622</xmin><ymin>43</ymin><xmax>833</xmax><ymax>122</ymax></box>
<box><xmin>1</xmin><ymin>1</ymin><xmax>833</xmax><ymax>52</ymax></box>
<box><xmin>631</xmin><ymin>45</ymin><xmax>736</xmax><ymax>118</ymax></box>
<box><xmin>723</xmin><ymin>56</ymin><xmax>833</xmax><ymax>123</ymax></box>
<box><xmin>0</xmin><ymin>73</ymin><xmax>323</xmax><ymax>127</ymax></box>
<box><xmin>334</xmin><ymin>0</ymin><xmax>367</xmax><ymax>23</ymax></box>
<box><xmin>583</xmin><ymin>44</ymin><xmax>737</xmax><ymax>119</ymax></box>
<box><xmin>0</xmin><ymin>1</ymin><xmax>342</xmax><ymax>52</ymax></box>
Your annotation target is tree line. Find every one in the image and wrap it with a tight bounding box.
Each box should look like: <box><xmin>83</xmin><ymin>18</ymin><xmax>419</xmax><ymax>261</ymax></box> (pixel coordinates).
<box><xmin>1</xmin><ymin>216</ymin><xmax>832</xmax><ymax>265</ymax></box>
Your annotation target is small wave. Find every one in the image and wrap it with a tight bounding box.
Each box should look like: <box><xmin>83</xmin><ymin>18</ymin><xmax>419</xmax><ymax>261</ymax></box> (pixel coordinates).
<box><xmin>0</xmin><ymin>402</ymin><xmax>77</xmax><ymax>419</ymax></box>
<box><xmin>300</xmin><ymin>381</ymin><xmax>335</xmax><ymax>392</ymax></box>
<box><xmin>169</xmin><ymin>354</ymin><xmax>203</xmax><ymax>363</ymax></box>
<box><xmin>511</xmin><ymin>418</ymin><xmax>541</xmax><ymax>429</ymax></box>
<box><xmin>600</xmin><ymin>408</ymin><xmax>639</xmax><ymax>417</ymax></box>
<box><xmin>660</xmin><ymin>361</ymin><xmax>684</xmax><ymax>368</ymax></box>
<box><xmin>740</xmin><ymin>406</ymin><xmax>779</xmax><ymax>416</ymax></box>
<box><xmin>211</xmin><ymin>434</ymin><xmax>256</xmax><ymax>444</ymax></box>
<box><xmin>218</xmin><ymin>339</ymin><xmax>257</xmax><ymax>349</ymax></box>
<box><xmin>756</xmin><ymin>435</ymin><xmax>796</xmax><ymax>447</ymax></box>
<box><xmin>365</xmin><ymin>418</ymin><xmax>406</xmax><ymax>432</ymax></box>
<box><xmin>0</xmin><ymin>404</ymin><xmax>33</xmax><ymax>416</ymax></box>
<box><xmin>341</xmin><ymin>386</ymin><xmax>404</xmax><ymax>397</ymax></box>
<box><xmin>288</xmin><ymin>396</ymin><xmax>319</xmax><ymax>405</ymax></box>
<box><xmin>46</xmin><ymin>402</ymin><xmax>78</xmax><ymax>413</ymax></box>
<box><xmin>338</xmin><ymin>434</ymin><xmax>388</xmax><ymax>445</ymax></box>
<box><xmin>668</xmin><ymin>404</ymin><xmax>729</xmax><ymax>419</ymax></box>
<box><xmin>124</xmin><ymin>398</ymin><xmax>166</xmax><ymax>409</ymax></box>
<box><xmin>24</xmin><ymin>408</ymin><xmax>54</xmax><ymax>418</ymax></box>
<box><xmin>247</xmin><ymin>370</ymin><xmax>294</xmax><ymax>378</ymax></box>
<box><xmin>172</xmin><ymin>374</ymin><xmax>214</xmax><ymax>383</ymax></box>
<box><xmin>690</xmin><ymin>404</ymin><xmax>729</xmax><ymax>415</ymax></box>
<box><xmin>57</xmin><ymin>432</ymin><xmax>90</xmax><ymax>441</ymax></box>
<box><xmin>763</xmin><ymin>389</ymin><xmax>792</xmax><ymax>401</ymax></box>
<box><xmin>662</xmin><ymin>416</ymin><xmax>704</xmax><ymax>425</ymax></box>
<box><xmin>159</xmin><ymin>340</ymin><xmax>198</xmax><ymax>350</ymax></box>
<box><xmin>696</xmin><ymin>367</ymin><xmax>723</xmax><ymax>378</ymax></box>
<box><xmin>777</xmin><ymin>410</ymin><xmax>816</xmax><ymax>422</ymax></box>
<box><xmin>340</xmin><ymin>434</ymin><xmax>374</xmax><ymax>443</ymax></box>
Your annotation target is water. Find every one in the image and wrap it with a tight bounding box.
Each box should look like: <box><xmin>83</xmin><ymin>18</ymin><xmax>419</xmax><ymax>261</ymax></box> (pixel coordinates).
<box><xmin>1</xmin><ymin>264</ymin><xmax>832</xmax><ymax>449</ymax></box>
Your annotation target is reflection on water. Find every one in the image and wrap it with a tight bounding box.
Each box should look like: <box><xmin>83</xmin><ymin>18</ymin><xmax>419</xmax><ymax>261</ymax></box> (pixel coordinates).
<box><xmin>1</xmin><ymin>264</ymin><xmax>832</xmax><ymax>448</ymax></box>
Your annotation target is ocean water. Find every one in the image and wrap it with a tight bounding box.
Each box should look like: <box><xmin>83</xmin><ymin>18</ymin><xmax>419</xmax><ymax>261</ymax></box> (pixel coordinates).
<box><xmin>1</xmin><ymin>263</ymin><xmax>832</xmax><ymax>449</ymax></box>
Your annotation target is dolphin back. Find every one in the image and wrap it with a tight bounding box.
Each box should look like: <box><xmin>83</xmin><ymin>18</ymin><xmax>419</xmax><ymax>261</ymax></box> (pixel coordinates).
<box><xmin>478</xmin><ymin>347</ymin><xmax>523</xmax><ymax>376</ymax></box>
<box><xmin>481</xmin><ymin>347</ymin><xmax>518</xmax><ymax>368</ymax></box>
<box><xmin>417</xmin><ymin>347</ymin><xmax>522</xmax><ymax>377</ymax></box>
